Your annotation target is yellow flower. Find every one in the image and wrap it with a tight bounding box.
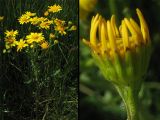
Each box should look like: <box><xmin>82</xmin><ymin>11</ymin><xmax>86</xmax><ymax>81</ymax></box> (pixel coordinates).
<box><xmin>0</xmin><ymin>16</ymin><xmax>4</xmax><ymax>21</ymax></box>
<box><xmin>4</xmin><ymin>37</ymin><xmax>17</xmax><ymax>51</ymax></box>
<box><xmin>40</xmin><ymin>41</ymin><xmax>49</xmax><ymax>49</ymax></box>
<box><xmin>26</xmin><ymin>32</ymin><xmax>45</xmax><ymax>44</ymax></box>
<box><xmin>84</xmin><ymin>9</ymin><xmax>152</xmax><ymax>120</ymax></box>
<box><xmin>18</xmin><ymin>12</ymin><xmax>36</xmax><ymax>24</ymax></box>
<box><xmin>84</xmin><ymin>8</ymin><xmax>151</xmax><ymax>86</ymax></box>
<box><xmin>5</xmin><ymin>30</ymin><xmax>18</xmax><ymax>37</ymax></box>
<box><xmin>38</xmin><ymin>17</ymin><xmax>48</xmax><ymax>22</ymax></box>
<box><xmin>5</xmin><ymin>37</ymin><xmax>17</xmax><ymax>45</ymax></box>
<box><xmin>48</xmin><ymin>4</ymin><xmax>62</xmax><ymax>13</ymax></box>
<box><xmin>39</xmin><ymin>20</ymin><xmax>53</xmax><ymax>29</ymax></box>
<box><xmin>44</xmin><ymin>11</ymin><xmax>49</xmax><ymax>16</ymax></box>
<box><xmin>54</xmin><ymin>18</ymin><xmax>65</xmax><ymax>26</ymax></box>
<box><xmin>49</xmin><ymin>33</ymin><xmax>55</xmax><ymax>39</ymax></box>
<box><xmin>18</xmin><ymin>14</ymin><xmax>30</xmax><ymax>24</ymax></box>
<box><xmin>25</xmin><ymin>11</ymin><xmax>36</xmax><ymax>17</ymax></box>
<box><xmin>16</xmin><ymin>39</ymin><xmax>28</xmax><ymax>52</ymax></box>
<box><xmin>30</xmin><ymin>16</ymin><xmax>41</xmax><ymax>25</ymax></box>
<box><xmin>55</xmin><ymin>25</ymin><xmax>66</xmax><ymax>35</ymax></box>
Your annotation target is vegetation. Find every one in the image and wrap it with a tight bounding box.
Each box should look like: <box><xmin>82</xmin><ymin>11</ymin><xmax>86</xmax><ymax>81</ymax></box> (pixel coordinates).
<box><xmin>0</xmin><ymin>0</ymin><xmax>78</xmax><ymax>120</ymax></box>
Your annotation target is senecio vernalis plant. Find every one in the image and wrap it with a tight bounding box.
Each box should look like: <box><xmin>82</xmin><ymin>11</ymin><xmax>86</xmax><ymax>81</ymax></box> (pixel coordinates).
<box><xmin>2</xmin><ymin>4</ymin><xmax>76</xmax><ymax>53</ymax></box>
<box><xmin>83</xmin><ymin>9</ymin><xmax>151</xmax><ymax>120</ymax></box>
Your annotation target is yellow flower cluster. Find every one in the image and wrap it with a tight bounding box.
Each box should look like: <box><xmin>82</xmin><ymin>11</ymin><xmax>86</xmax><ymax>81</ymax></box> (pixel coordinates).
<box><xmin>53</xmin><ymin>18</ymin><xmax>66</xmax><ymax>35</ymax></box>
<box><xmin>54</xmin><ymin>18</ymin><xmax>77</xmax><ymax>35</ymax></box>
<box><xmin>18</xmin><ymin>4</ymin><xmax>76</xmax><ymax>32</ymax></box>
<box><xmin>3</xmin><ymin>4</ymin><xmax>77</xmax><ymax>53</ymax></box>
<box><xmin>18</xmin><ymin>4</ymin><xmax>62</xmax><ymax>30</ymax></box>
<box><xmin>18</xmin><ymin>11</ymin><xmax>36</xmax><ymax>24</ymax></box>
<box><xmin>18</xmin><ymin>12</ymin><xmax>53</xmax><ymax>29</ymax></box>
<box><xmin>4</xmin><ymin>30</ymin><xmax>18</xmax><ymax>53</ymax></box>
<box><xmin>3</xmin><ymin>31</ymin><xmax>49</xmax><ymax>52</ymax></box>
<box><xmin>26</xmin><ymin>32</ymin><xmax>49</xmax><ymax>49</ymax></box>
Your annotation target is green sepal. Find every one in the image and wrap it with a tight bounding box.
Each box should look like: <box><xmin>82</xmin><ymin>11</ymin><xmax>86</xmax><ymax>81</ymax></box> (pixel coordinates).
<box><xmin>92</xmin><ymin>53</ymin><xmax>118</xmax><ymax>84</ymax></box>
<box><xmin>134</xmin><ymin>46</ymin><xmax>144</xmax><ymax>92</ymax></box>
<box><xmin>143</xmin><ymin>43</ymin><xmax>152</xmax><ymax>75</ymax></box>
<box><xmin>124</xmin><ymin>50</ymin><xmax>135</xmax><ymax>87</ymax></box>
<box><xmin>113</xmin><ymin>53</ymin><xmax>127</xmax><ymax>86</ymax></box>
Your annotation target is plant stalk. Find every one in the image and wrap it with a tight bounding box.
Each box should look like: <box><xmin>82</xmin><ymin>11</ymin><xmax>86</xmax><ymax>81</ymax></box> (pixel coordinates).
<box><xmin>115</xmin><ymin>85</ymin><xmax>140</xmax><ymax>120</ymax></box>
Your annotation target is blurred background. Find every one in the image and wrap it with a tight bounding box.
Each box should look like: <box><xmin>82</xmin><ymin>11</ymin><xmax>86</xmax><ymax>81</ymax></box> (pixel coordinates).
<box><xmin>80</xmin><ymin>0</ymin><xmax>160</xmax><ymax>120</ymax></box>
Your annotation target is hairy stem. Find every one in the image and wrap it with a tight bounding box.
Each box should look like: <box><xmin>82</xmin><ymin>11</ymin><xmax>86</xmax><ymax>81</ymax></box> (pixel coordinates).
<box><xmin>115</xmin><ymin>85</ymin><xmax>140</xmax><ymax>120</ymax></box>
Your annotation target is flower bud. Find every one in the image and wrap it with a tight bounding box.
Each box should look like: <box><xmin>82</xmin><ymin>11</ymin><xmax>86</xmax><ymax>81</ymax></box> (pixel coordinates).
<box><xmin>84</xmin><ymin>9</ymin><xmax>151</xmax><ymax>91</ymax></box>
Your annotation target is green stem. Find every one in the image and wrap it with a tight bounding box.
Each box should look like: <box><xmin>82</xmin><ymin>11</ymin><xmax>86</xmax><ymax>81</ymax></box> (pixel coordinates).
<box><xmin>115</xmin><ymin>85</ymin><xmax>140</xmax><ymax>120</ymax></box>
<box><xmin>30</xmin><ymin>49</ymin><xmax>39</xmax><ymax>120</ymax></box>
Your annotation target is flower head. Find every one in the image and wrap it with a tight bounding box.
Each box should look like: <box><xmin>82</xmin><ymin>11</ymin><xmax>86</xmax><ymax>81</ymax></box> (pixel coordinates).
<box><xmin>54</xmin><ymin>18</ymin><xmax>65</xmax><ymax>26</ymax></box>
<box><xmin>40</xmin><ymin>41</ymin><xmax>49</xmax><ymax>49</ymax></box>
<box><xmin>18</xmin><ymin>14</ymin><xmax>30</xmax><ymax>24</ymax></box>
<box><xmin>84</xmin><ymin>9</ymin><xmax>151</xmax><ymax>88</ymax></box>
<box><xmin>29</xmin><ymin>16</ymin><xmax>41</xmax><ymax>25</ymax></box>
<box><xmin>4</xmin><ymin>30</ymin><xmax>19</xmax><ymax>52</ymax></box>
<box><xmin>48</xmin><ymin>4</ymin><xmax>62</xmax><ymax>13</ymax></box>
<box><xmin>55</xmin><ymin>25</ymin><xmax>66</xmax><ymax>35</ymax></box>
<box><xmin>26</xmin><ymin>32</ymin><xmax>45</xmax><ymax>44</ymax></box>
<box><xmin>16</xmin><ymin>39</ymin><xmax>28</xmax><ymax>52</ymax></box>
<box><xmin>25</xmin><ymin>11</ymin><xmax>36</xmax><ymax>17</ymax></box>
<box><xmin>18</xmin><ymin>11</ymin><xmax>36</xmax><ymax>24</ymax></box>
<box><xmin>44</xmin><ymin>11</ymin><xmax>49</xmax><ymax>16</ymax></box>
<box><xmin>49</xmin><ymin>33</ymin><xmax>55</xmax><ymax>39</ymax></box>
<box><xmin>5</xmin><ymin>37</ymin><xmax>17</xmax><ymax>45</ymax></box>
<box><xmin>39</xmin><ymin>20</ymin><xmax>53</xmax><ymax>29</ymax></box>
<box><xmin>5</xmin><ymin>30</ymin><xmax>18</xmax><ymax>37</ymax></box>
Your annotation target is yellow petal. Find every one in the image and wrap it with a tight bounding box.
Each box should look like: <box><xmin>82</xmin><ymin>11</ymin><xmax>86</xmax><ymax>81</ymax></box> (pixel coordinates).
<box><xmin>124</xmin><ymin>18</ymin><xmax>137</xmax><ymax>35</ymax></box>
<box><xmin>129</xmin><ymin>18</ymin><xmax>141</xmax><ymax>34</ymax></box>
<box><xmin>100</xmin><ymin>19</ymin><xmax>108</xmax><ymax>53</ymax></box>
<box><xmin>136</xmin><ymin>8</ymin><xmax>150</xmax><ymax>43</ymax></box>
<box><xmin>122</xmin><ymin>20</ymin><xmax>129</xmax><ymax>50</ymax></box>
<box><xmin>111</xmin><ymin>15</ymin><xmax>119</xmax><ymax>37</ymax></box>
<box><xmin>124</xmin><ymin>18</ymin><xmax>139</xmax><ymax>45</ymax></box>
<box><xmin>107</xmin><ymin>20</ymin><xmax>116</xmax><ymax>53</ymax></box>
<box><xmin>90</xmin><ymin>14</ymin><xmax>101</xmax><ymax>46</ymax></box>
